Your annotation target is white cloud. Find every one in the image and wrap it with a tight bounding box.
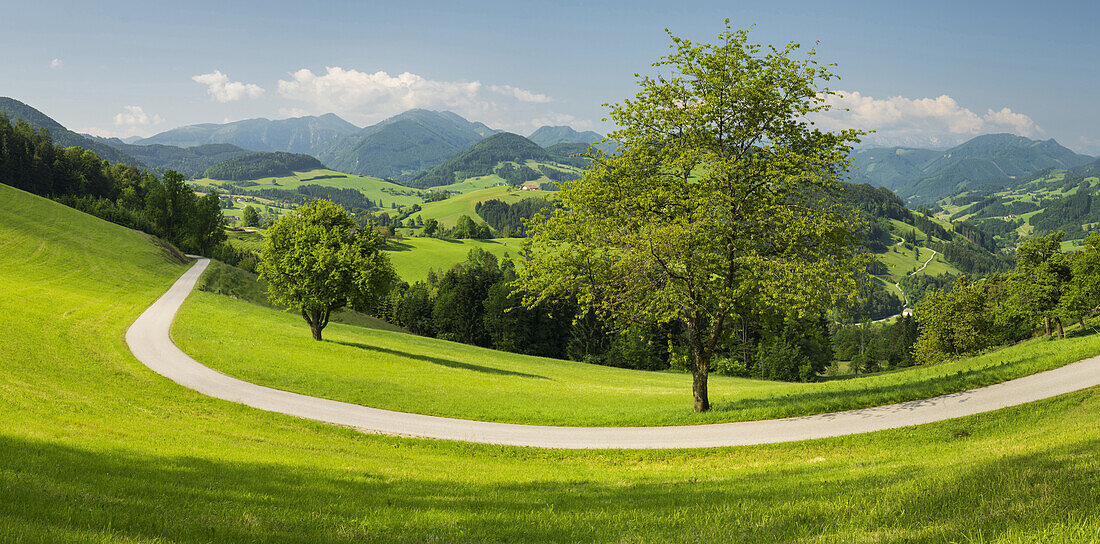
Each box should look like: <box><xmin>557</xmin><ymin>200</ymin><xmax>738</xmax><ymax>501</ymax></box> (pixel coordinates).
<box><xmin>49</xmin><ymin>58</ymin><xmax>63</xmax><ymax>69</ymax></box>
<box><xmin>114</xmin><ymin>105</ymin><xmax>163</xmax><ymax>128</ymax></box>
<box><xmin>277</xmin><ymin>107</ymin><xmax>311</xmax><ymax>119</ymax></box>
<box><xmin>192</xmin><ymin>70</ymin><xmax>265</xmax><ymax>102</ymax></box>
<box><xmin>277</xmin><ymin>67</ymin><xmax>483</xmax><ymax>120</ymax></box>
<box><xmin>529</xmin><ymin>112</ymin><xmax>595</xmax><ymax>131</ymax></box>
<box><xmin>814</xmin><ymin>91</ymin><xmax>1042</xmax><ymax>147</ymax></box>
<box><xmin>489</xmin><ymin>84</ymin><xmax>552</xmax><ymax>103</ymax></box>
<box><xmin>80</xmin><ymin>106</ymin><xmax>164</xmax><ymax>138</ymax></box>
<box><xmin>275</xmin><ymin>66</ymin><xmax>571</xmax><ymax>131</ymax></box>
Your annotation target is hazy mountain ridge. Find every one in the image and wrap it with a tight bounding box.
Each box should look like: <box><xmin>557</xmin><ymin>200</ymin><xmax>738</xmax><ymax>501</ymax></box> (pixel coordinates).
<box><xmin>850</xmin><ymin>134</ymin><xmax>1093</xmax><ymax>204</ymax></box>
<box><xmin>527</xmin><ymin>125</ymin><xmax>603</xmax><ymax>147</ymax></box>
<box><xmin>137</xmin><ymin>114</ymin><xmax>360</xmax><ymax>154</ymax></box>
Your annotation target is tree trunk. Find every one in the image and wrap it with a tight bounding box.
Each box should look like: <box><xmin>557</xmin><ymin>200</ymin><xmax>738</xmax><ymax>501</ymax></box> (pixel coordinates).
<box><xmin>692</xmin><ymin>369</ymin><xmax>710</xmax><ymax>412</ymax></box>
<box><xmin>1081</xmin><ymin>316</ymin><xmax>1087</xmax><ymax>330</ymax></box>
<box><xmin>302</xmin><ymin>309</ymin><xmax>328</xmax><ymax>341</ymax></box>
<box><xmin>1055</xmin><ymin>318</ymin><xmax>1064</xmax><ymax>339</ymax></box>
<box><xmin>1044</xmin><ymin>316</ymin><xmax>1052</xmax><ymax>337</ymax></box>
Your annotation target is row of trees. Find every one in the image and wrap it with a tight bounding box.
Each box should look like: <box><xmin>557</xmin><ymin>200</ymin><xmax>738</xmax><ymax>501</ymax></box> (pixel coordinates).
<box><xmin>913</xmin><ymin>231</ymin><xmax>1100</xmax><ymax>364</ymax></box>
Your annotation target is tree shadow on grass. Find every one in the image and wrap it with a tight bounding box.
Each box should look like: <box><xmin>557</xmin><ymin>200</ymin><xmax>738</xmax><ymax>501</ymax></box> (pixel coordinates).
<box><xmin>1</xmin><ymin>425</ymin><xmax>1097</xmax><ymax>543</ymax></box>
<box><xmin>333</xmin><ymin>341</ymin><xmax>551</xmax><ymax>380</ymax></box>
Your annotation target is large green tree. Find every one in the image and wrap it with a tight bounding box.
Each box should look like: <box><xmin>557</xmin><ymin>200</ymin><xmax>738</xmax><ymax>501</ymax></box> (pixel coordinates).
<box><xmin>1004</xmin><ymin>231</ymin><xmax>1071</xmax><ymax>338</ymax></box>
<box><xmin>518</xmin><ymin>23</ymin><xmax>868</xmax><ymax>412</ymax></box>
<box><xmin>259</xmin><ymin>199</ymin><xmax>397</xmax><ymax>341</ymax></box>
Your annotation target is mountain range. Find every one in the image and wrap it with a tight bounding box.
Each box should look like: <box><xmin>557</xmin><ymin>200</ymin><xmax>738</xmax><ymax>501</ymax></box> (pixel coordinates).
<box><xmin>851</xmin><ymin>134</ymin><xmax>1093</xmax><ymax>204</ymax></box>
<box><xmin>313</xmin><ymin>109</ymin><xmax>499</xmax><ymax>181</ymax></box>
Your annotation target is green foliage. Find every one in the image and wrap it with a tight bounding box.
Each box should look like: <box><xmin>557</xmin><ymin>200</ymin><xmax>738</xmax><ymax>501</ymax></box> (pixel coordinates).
<box><xmin>242</xmin><ymin>205</ymin><xmax>260</xmax><ymax>227</ymax></box>
<box><xmin>474</xmin><ymin>197</ymin><xmax>555</xmax><ymax>237</ymax></box>
<box><xmin>448</xmin><ymin>214</ymin><xmax>493</xmax><ymax>239</ymax></box>
<box><xmin>1003</xmin><ymin>231</ymin><xmax>1072</xmax><ymax>337</ymax></box>
<box><xmin>259</xmin><ymin>199</ymin><xmax>397</xmax><ymax>340</ymax></box>
<box><xmin>520</xmin><ymin>23</ymin><xmax>867</xmax><ymax>410</ymax></box>
<box><xmin>914</xmin><ymin>277</ymin><xmax>992</xmax><ymax>365</ymax></box>
<box><xmin>203</xmin><ymin>151</ymin><xmax>324</xmax><ymax>181</ymax></box>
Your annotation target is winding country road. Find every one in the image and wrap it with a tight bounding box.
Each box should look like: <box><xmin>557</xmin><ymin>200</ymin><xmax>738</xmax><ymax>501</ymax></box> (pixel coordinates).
<box><xmin>126</xmin><ymin>258</ymin><xmax>1100</xmax><ymax>449</ymax></box>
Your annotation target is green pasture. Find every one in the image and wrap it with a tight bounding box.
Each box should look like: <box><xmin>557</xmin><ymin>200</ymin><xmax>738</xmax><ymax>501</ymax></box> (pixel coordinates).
<box><xmin>408</xmin><ymin>185</ymin><xmax>554</xmax><ymax>228</ymax></box>
<box><xmin>3</xmin><ymin>183</ymin><xmax>1100</xmax><ymax>542</ymax></box>
<box><xmin>193</xmin><ymin>168</ymin><xmax>426</xmax><ymax>207</ymax></box>
<box><xmin>384</xmin><ymin>236</ymin><xmax>524</xmax><ymax>282</ymax></box>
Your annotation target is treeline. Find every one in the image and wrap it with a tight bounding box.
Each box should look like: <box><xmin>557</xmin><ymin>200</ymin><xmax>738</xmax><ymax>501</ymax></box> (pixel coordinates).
<box><xmin>378</xmin><ymin>249</ymin><xmax>836</xmax><ymax>381</ymax></box>
<box><xmin>496</xmin><ymin>163</ymin><xmax>541</xmax><ymax>184</ymax></box>
<box><xmin>832</xmin><ymin>315</ymin><xmax>919</xmax><ymax>372</ymax></box>
<box><xmin>240</xmin><ymin>185</ymin><xmax>378</xmax><ymax>213</ymax></box>
<box><xmin>912</xmin><ymin>231</ymin><xmax>1100</xmax><ymax>364</ymax></box>
<box><xmin>0</xmin><ymin>114</ymin><xmax>225</xmax><ymax>255</ymax></box>
<box><xmin>202</xmin><ymin>152</ymin><xmax>324</xmax><ymax>181</ymax></box>
<box><xmin>474</xmin><ymin>197</ymin><xmax>556</xmax><ymax>237</ymax></box>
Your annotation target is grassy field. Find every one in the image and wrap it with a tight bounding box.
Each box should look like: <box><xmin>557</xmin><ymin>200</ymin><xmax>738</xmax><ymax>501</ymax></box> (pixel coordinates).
<box><xmin>193</xmin><ymin>168</ymin><xmax>427</xmax><ymax>207</ymax></box>
<box><xmin>408</xmin><ymin>185</ymin><xmax>554</xmax><ymax>228</ymax></box>
<box><xmin>384</xmin><ymin>236</ymin><xmax>525</xmax><ymax>282</ymax></box>
<box><xmin>4</xmin><ymin>183</ymin><xmax>1100</xmax><ymax>542</ymax></box>
<box><xmin>174</xmin><ymin>281</ymin><xmax>1100</xmax><ymax>426</ymax></box>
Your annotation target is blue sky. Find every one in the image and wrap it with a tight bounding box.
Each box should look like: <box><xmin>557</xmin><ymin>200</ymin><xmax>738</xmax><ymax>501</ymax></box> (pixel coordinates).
<box><xmin>4</xmin><ymin>0</ymin><xmax>1099</xmax><ymax>152</ymax></box>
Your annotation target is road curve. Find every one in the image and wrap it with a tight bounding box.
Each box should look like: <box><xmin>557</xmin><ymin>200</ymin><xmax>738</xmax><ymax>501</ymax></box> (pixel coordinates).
<box><xmin>126</xmin><ymin>258</ymin><xmax>1100</xmax><ymax>449</ymax></box>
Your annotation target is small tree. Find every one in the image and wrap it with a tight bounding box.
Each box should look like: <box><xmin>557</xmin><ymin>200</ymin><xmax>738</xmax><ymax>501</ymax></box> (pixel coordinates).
<box><xmin>242</xmin><ymin>205</ymin><xmax>260</xmax><ymax>228</ymax></box>
<box><xmin>259</xmin><ymin>199</ymin><xmax>397</xmax><ymax>340</ymax></box>
<box><xmin>519</xmin><ymin>22</ymin><xmax>867</xmax><ymax>411</ymax></box>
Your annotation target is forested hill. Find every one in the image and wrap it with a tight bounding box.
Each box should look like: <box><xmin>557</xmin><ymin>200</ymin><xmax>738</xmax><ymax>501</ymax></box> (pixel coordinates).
<box><xmin>99</xmin><ymin>142</ymin><xmax>251</xmax><ymax>178</ymax></box>
<box><xmin>0</xmin><ymin>97</ymin><xmax>144</xmax><ymax>168</ymax></box>
<box><xmin>850</xmin><ymin>133</ymin><xmax>1092</xmax><ymax>204</ymax></box>
<box><xmin>313</xmin><ymin>109</ymin><xmax>498</xmax><ymax>181</ymax></box>
<box><xmin>406</xmin><ymin>132</ymin><xmax>553</xmax><ymax>189</ymax></box>
<box><xmin>137</xmin><ymin>113</ymin><xmax>360</xmax><ymax>154</ymax></box>
<box><xmin>202</xmin><ymin>152</ymin><xmax>325</xmax><ymax>181</ymax></box>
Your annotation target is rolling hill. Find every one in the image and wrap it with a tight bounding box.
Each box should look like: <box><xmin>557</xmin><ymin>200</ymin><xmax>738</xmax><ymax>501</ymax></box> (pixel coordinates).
<box><xmin>137</xmin><ymin>113</ymin><xmax>360</xmax><ymax>153</ymax></box>
<box><xmin>850</xmin><ymin>134</ymin><xmax>1093</xmax><ymax>204</ymax></box>
<box><xmin>313</xmin><ymin>109</ymin><xmax>499</xmax><ymax>181</ymax></box>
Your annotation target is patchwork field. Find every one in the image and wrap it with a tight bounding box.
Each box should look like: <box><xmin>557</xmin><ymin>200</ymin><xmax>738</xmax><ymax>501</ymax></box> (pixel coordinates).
<box><xmin>3</xmin><ymin>183</ymin><xmax>1099</xmax><ymax>542</ymax></box>
<box><xmin>192</xmin><ymin>168</ymin><xmax>427</xmax><ymax>207</ymax></box>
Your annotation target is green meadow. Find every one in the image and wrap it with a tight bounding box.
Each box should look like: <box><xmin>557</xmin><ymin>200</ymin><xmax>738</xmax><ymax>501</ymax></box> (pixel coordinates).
<box><xmin>192</xmin><ymin>168</ymin><xmax>426</xmax><ymax>207</ymax></box>
<box><xmin>383</xmin><ymin>236</ymin><xmax>525</xmax><ymax>282</ymax></box>
<box><xmin>2</xmin><ymin>183</ymin><xmax>1100</xmax><ymax>542</ymax></box>
<box><xmin>408</xmin><ymin>185</ymin><xmax>554</xmax><ymax>228</ymax></box>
